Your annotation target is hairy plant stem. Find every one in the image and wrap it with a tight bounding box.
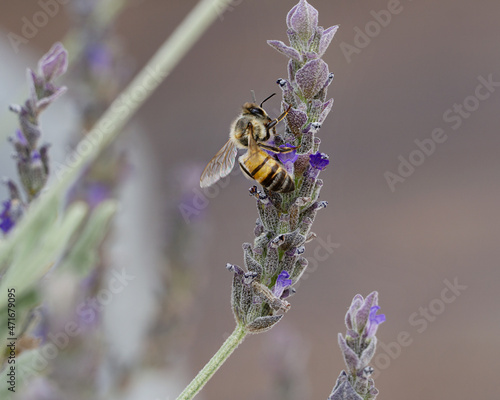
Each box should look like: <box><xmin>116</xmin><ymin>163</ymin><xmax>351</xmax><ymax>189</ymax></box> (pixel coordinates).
<box><xmin>176</xmin><ymin>324</ymin><xmax>247</xmax><ymax>400</ymax></box>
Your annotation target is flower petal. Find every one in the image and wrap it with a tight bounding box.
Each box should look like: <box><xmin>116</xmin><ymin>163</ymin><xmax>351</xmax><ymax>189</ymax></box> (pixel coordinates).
<box><xmin>36</xmin><ymin>86</ymin><xmax>67</xmax><ymax>113</ymax></box>
<box><xmin>267</xmin><ymin>40</ymin><xmax>302</xmax><ymax>62</ymax></box>
<box><xmin>277</xmin><ymin>78</ymin><xmax>299</xmax><ymax>107</ymax></box>
<box><xmin>354</xmin><ymin>291</ymin><xmax>378</xmax><ymax>332</ymax></box>
<box><xmin>277</xmin><ymin>144</ymin><xmax>298</xmax><ymax>164</ymax></box>
<box><xmin>365</xmin><ymin>305</ymin><xmax>386</xmax><ymax>338</ymax></box>
<box><xmin>247</xmin><ymin>315</ymin><xmax>283</xmax><ymax>333</ymax></box>
<box><xmin>296</xmin><ymin>58</ymin><xmax>329</xmax><ymax>99</ymax></box>
<box><xmin>319</xmin><ymin>25</ymin><xmax>339</xmax><ymax>57</ymax></box>
<box><xmin>358</xmin><ymin>336</ymin><xmax>377</xmax><ymax>370</ymax></box>
<box><xmin>338</xmin><ymin>333</ymin><xmax>359</xmax><ymax>373</ymax></box>
<box><xmin>320</xmin><ymin>98</ymin><xmax>334</xmax><ymax>123</ymax></box>
<box><xmin>328</xmin><ymin>374</ymin><xmax>363</xmax><ymax>400</ymax></box>
<box><xmin>272</xmin><ymin>270</ymin><xmax>293</xmax><ymax>298</ymax></box>
<box><xmin>0</xmin><ymin>201</ymin><xmax>15</xmax><ymax>234</ymax></box>
<box><xmin>309</xmin><ymin>152</ymin><xmax>329</xmax><ymax>170</ymax></box>
<box><xmin>286</xmin><ymin>106</ymin><xmax>308</xmax><ymax>136</ymax></box>
<box><xmin>38</xmin><ymin>42</ymin><xmax>68</xmax><ymax>82</ymax></box>
<box><xmin>286</xmin><ymin>0</ymin><xmax>318</xmax><ymax>41</ymax></box>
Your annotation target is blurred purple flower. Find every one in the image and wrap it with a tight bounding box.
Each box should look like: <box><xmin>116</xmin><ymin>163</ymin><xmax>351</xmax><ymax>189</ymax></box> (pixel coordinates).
<box><xmin>15</xmin><ymin>128</ymin><xmax>29</xmax><ymax>147</ymax></box>
<box><xmin>309</xmin><ymin>152</ymin><xmax>329</xmax><ymax>170</ymax></box>
<box><xmin>272</xmin><ymin>271</ymin><xmax>292</xmax><ymax>299</ymax></box>
<box><xmin>10</xmin><ymin>129</ymin><xmax>30</xmax><ymax>158</ymax></box>
<box><xmin>0</xmin><ymin>201</ymin><xmax>15</xmax><ymax>233</ymax></box>
<box><xmin>85</xmin><ymin>43</ymin><xmax>113</xmax><ymax>73</ymax></box>
<box><xmin>87</xmin><ymin>182</ymin><xmax>111</xmax><ymax>208</ymax></box>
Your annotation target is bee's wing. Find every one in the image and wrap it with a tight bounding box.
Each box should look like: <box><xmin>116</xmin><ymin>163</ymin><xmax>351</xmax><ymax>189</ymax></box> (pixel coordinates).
<box><xmin>200</xmin><ymin>140</ymin><xmax>238</xmax><ymax>188</ymax></box>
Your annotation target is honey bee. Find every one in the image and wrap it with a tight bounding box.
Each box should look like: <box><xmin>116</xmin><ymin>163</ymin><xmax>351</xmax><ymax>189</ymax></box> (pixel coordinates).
<box><xmin>200</xmin><ymin>94</ymin><xmax>295</xmax><ymax>193</ymax></box>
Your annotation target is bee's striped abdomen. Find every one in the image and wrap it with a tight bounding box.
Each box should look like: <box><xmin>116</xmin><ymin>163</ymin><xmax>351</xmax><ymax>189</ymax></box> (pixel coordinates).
<box><xmin>240</xmin><ymin>154</ymin><xmax>295</xmax><ymax>193</ymax></box>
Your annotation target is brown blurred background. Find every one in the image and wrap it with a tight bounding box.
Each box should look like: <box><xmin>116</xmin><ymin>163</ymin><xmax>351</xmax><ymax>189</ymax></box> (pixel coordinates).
<box><xmin>1</xmin><ymin>0</ymin><xmax>500</xmax><ymax>399</ymax></box>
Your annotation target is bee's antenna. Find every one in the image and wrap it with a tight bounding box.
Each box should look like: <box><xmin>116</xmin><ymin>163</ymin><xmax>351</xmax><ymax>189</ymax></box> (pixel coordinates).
<box><xmin>260</xmin><ymin>93</ymin><xmax>276</xmax><ymax>108</ymax></box>
<box><xmin>250</xmin><ymin>90</ymin><xmax>257</xmax><ymax>103</ymax></box>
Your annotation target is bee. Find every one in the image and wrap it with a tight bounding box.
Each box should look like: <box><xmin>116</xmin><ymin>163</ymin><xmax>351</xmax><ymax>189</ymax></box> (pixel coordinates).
<box><xmin>200</xmin><ymin>94</ymin><xmax>296</xmax><ymax>193</ymax></box>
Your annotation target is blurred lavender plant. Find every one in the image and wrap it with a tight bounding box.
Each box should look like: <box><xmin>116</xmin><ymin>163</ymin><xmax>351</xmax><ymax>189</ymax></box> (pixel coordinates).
<box><xmin>65</xmin><ymin>0</ymin><xmax>131</xmax><ymax>209</ymax></box>
<box><xmin>329</xmin><ymin>292</ymin><xmax>385</xmax><ymax>400</ymax></box>
<box><xmin>227</xmin><ymin>0</ymin><xmax>338</xmax><ymax>334</ymax></box>
<box><xmin>0</xmin><ymin>43</ymin><xmax>68</xmax><ymax>233</ymax></box>
<box><xmin>12</xmin><ymin>2</ymin><xmax>133</xmax><ymax>397</ymax></box>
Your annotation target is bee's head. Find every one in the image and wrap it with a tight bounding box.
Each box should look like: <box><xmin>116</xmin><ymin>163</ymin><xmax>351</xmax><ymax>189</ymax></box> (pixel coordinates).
<box><xmin>242</xmin><ymin>103</ymin><xmax>268</xmax><ymax>120</ymax></box>
<box><xmin>242</xmin><ymin>92</ymin><xmax>277</xmax><ymax>122</ymax></box>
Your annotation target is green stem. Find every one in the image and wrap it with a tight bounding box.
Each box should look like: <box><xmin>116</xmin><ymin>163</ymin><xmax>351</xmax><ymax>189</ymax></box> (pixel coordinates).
<box><xmin>176</xmin><ymin>324</ymin><xmax>247</xmax><ymax>400</ymax></box>
<box><xmin>61</xmin><ymin>0</ymin><xmax>234</xmax><ymax>180</ymax></box>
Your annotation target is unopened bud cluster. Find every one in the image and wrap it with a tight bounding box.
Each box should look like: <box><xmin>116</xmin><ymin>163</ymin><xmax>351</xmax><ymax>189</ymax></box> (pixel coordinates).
<box><xmin>227</xmin><ymin>0</ymin><xmax>338</xmax><ymax>333</ymax></box>
<box><xmin>329</xmin><ymin>292</ymin><xmax>385</xmax><ymax>400</ymax></box>
<box><xmin>1</xmin><ymin>43</ymin><xmax>68</xmax><ymax>234</ymax></box>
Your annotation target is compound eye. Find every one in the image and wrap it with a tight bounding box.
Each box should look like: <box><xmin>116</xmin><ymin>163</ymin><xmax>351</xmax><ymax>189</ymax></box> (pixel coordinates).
<box><xmin>250</xmin><ymin>107</ymin><xmax>264</xmax><ymax>117</ymax></box>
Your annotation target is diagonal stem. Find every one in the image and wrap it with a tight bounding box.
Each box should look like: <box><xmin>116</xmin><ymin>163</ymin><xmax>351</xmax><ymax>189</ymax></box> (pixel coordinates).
<box><xmin>176</xmin><ymin>324</ymin><xmax>247</xmax><ymax>400</ymax></box>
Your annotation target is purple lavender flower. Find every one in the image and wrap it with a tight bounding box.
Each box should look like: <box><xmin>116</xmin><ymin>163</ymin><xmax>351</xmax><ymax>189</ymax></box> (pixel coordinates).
<box><xmin>272</xmin><ymin>271</ymin><xmax>293</xmax><ymax>299</ymax></box>
<box><xmin>365</xmin><ymin>306</ymin><xmax>386</xmax><ymax>339</ymax></box>
<box><xmin>277</xmin><ymin>144</ymin><xmax>298</xmax><ymax>165</ymax></box>
<box><xmin>309</xmin><ymin>152</ymin><xmax>329</xmax><ymax>170</ymax></box>
<box><xmin>278</xmin><ymin>144</ymin><xmax>298</xmax><ymax>175</ymax></box>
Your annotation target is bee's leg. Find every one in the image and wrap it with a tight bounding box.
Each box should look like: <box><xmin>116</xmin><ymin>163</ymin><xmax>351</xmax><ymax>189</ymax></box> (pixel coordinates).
<box><xmin>233</xmin><ymin>117</ymin><xmax>252</xmax><ymax>141</ymax></box>
<box><xmin>246</xmin><ymin>122</ymin><xmax>260</xmax><ymax>152</ymax></box>
<box><xmin>266</xmin><ymin>104</ymin><xmax>292</xmax><ymax>130</ymax></box>
<box><xmin>246</xmin><ymin>122</ymin><xmax>255</xmax><ymax>139</ymax></box>
<box><xmin>258</xmin><ymin>143</ymin><xmax>297</xmax><ymax>153</ymax></box>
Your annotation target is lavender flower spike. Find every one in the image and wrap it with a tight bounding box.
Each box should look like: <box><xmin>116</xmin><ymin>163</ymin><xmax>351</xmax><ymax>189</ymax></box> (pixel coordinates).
<box><xmin>227</xmin><ymin>0</ymin><xmax>338</xmax><ymax>335</ymax></box>
<box><xmin>179</xmin><ymin>2</ymin><xmax>339</xmax><ymax>399</ymax></box>
<box><xmin>329</xmin><ymin>292</ymin><xmax>385</xmax><ymax>400</ymax></box>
